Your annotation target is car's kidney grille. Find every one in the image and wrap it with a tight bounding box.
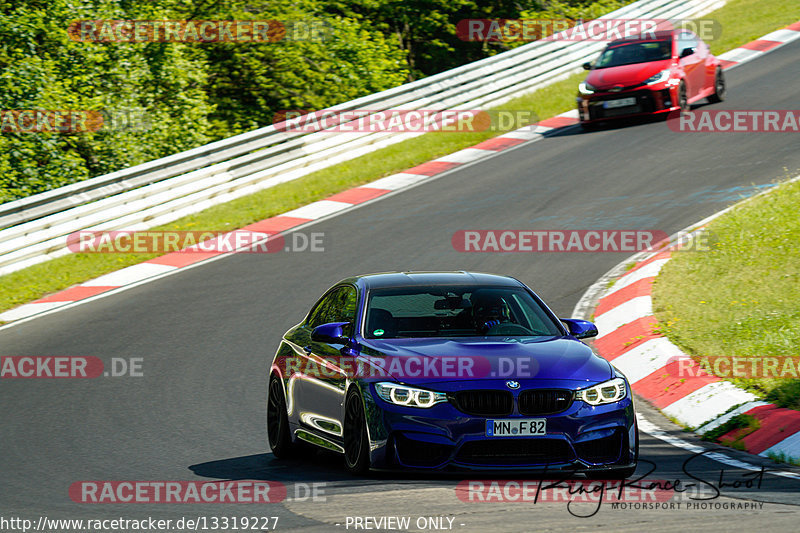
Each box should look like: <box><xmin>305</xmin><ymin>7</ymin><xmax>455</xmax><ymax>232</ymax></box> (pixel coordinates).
<box><xmin>451</xmin><ymin>390</ymin><xmax>513</xmax><ymax>416</ymax></box>
<box><xmin>518</xmin><ymin>389</ymin><xmax>574</xmax><ymax>415</ymax></box>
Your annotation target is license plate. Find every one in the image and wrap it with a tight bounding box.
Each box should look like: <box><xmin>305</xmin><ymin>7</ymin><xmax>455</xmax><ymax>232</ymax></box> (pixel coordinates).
<box><xmin>603</xmin><ymin>97</ymin><xmax>636</xmax><ymax>109</ymax></box>
<box><xmin>486</xmin><ymin>418</ymin><xmax>546</xmax><ymax>437</ymax></box>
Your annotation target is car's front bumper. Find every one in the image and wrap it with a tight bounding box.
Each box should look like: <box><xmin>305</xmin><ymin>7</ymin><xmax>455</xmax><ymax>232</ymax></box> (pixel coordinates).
<box><xmin>577</xmin><ymin>82</ymin><xmax>679</xmax><ymax>124</ymax></box>
<box><xmin>360</xmin><ymin>380</ymin><xmax>638</xmax><ymax>472</ymax></box>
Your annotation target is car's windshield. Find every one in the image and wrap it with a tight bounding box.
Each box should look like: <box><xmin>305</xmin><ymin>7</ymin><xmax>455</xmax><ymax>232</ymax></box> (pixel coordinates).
<box><xmin>364</xmin><ymin>285</ymin><xmax>563</xmax><ymax>339</ymax></box>
<box><xmin>594</xmin><ymin>40</ymin><xmax>672</xmax><ymax>68</ymax></box>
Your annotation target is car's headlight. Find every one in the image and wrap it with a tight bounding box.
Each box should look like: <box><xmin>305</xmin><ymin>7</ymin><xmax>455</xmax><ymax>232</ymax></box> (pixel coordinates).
<box><xmin>375</xmin><ymin>382</ymin><xmax>448</xmax><ymax>408</ymax></box>
<box><xmin>644</xmin><ymin>69</ymin><xmax>671</xmax><ymax>85</ymax></box>
<box><xmin>575</xmin><ymin>377</ymin><xmax>627</xmax><ymax>405</ymax></box>
<box><xmin>578</xmin><ymin>81</ymin><xmax>596</xmax><ymax>95</ymax></box>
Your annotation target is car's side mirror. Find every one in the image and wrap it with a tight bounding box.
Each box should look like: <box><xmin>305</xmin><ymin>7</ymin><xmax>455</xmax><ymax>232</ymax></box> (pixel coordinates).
<box><xmin>311</xmin><ymin>322</ymin><xmax>350</xmax><ymax>344</ymax></box>
<box><xmin>680</xmin><ymin>47</ymin><xmax>695</xmax><ymax>58</ymax></box>
<box><xmin>561</xmin><ymin>318</ymin><xmax>598</xmax><ymax>339</ymax></box>
<box><xmin>582</xmin><ymin>62</ymin><xmax>592</xmax><ymax>70</ymax></box>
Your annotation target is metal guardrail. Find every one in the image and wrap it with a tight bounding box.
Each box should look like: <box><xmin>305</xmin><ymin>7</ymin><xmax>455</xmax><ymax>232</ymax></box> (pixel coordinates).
<box><xmin>0</xmin><ymin>0</ymin><xmax>725</xmax><ymax>276</ymax></box>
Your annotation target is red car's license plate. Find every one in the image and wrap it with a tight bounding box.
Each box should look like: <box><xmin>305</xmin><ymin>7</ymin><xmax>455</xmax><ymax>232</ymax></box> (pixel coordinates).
<box><xmin>604</xmin><ymin>97</ymin><xmax>637</xmax><ymax>109</ymax></box>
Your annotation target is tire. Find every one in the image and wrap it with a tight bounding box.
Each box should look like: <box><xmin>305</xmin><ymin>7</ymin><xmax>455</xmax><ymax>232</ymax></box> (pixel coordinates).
<box><xmin>707</xmin><ymin>67</ymin><xmax>726</xmax><ymax>103</ymax></box>
<box><xmin>343</xmin><ymin>388</ymin><xmax>371</xmax><ymax>474</ymax></box>
<box><xmin>677</xmin><ymin>81</ymin><xmax>689</xmax><ymax>112</ymax></box>
<box><xmin>267</xmin><ymin>375</ymin><xmax>294</xmax><ymax>459</ymax></box>
<box><xmin>580</xmin><ymin>121</ymin><xmax>601</xmax><ymax>132</ymax></box>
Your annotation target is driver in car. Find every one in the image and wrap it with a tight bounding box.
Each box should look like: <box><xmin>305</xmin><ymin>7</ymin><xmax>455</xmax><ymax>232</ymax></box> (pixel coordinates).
<box><xmin>471</xmin><ymin>292</ymin><xmax>514</xmax><ymax>334</ymax></box>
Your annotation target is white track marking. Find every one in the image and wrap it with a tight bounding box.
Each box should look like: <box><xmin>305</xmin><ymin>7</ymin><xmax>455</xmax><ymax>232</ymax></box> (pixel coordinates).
<box><xmin>434</xmin><ymin>148</ymin><xmax>495</xmax><ymax>164</ymax></box>
<box><xmin>281</xmin><ymin>200</ymin><xmax>352</xmax><ymax>220</ymax></box>
<box><xmin>82</xmin><ymin>263</ymin><xmax>177</xmax><ymax>286</ymax></box>
<box><xmin>594</xmin><ymin>296</ymin><xmax>652</xmax><ymax>336</ymax></box>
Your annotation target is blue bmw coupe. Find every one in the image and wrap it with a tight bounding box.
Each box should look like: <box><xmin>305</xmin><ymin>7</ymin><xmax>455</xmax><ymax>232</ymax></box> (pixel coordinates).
<box><xmin>267</xmin><ymin>271</ymin><xmax>638</xmax><ymax>477</ymax></box>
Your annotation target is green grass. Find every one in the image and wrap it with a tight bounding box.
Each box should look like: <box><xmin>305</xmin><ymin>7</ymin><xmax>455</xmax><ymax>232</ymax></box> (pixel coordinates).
<box><xmin>653</xmin><ymin>178</ymin><xmax>800</xmax><ymax>410</ymax></box>
<box><xmin>2</xmin><ymin>0</ymin><xmax>798</xmax><ymax>318</ymax></box>
<box><xmin>704</xmin><ymin>0</ymin><xmax>800</xmax><ymax>56</ymax></box>
<box><xmin>766</xmin><ymin>451</ymin><xmax>800</xmax><ymax>467</ymax></box>
<box><xmin>701</xmin><ymin>414</ymin><xmax>760</xmax><ymax>445</ymax></box>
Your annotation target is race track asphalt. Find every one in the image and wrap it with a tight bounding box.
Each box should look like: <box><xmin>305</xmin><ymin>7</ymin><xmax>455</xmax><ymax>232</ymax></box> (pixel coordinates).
<box><xmin>2</xmin><ymin>37</ymin><xmax>799</xmax><ymax>532</ymax></box>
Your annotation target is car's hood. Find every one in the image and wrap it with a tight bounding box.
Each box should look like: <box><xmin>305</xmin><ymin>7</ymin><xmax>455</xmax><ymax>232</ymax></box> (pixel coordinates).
<box><xmin>358</xmin><ymin>336</ymin><xmax>612</xmax><ymax>385</ymax></box>
<box><xmin>587</xmin><ymin>59</ymin><xmax>671</xmax><ymax>89</ymax></box>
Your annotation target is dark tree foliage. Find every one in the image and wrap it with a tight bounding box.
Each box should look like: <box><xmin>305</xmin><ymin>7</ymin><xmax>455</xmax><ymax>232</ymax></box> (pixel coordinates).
<box><xmin>0</xmin><ymin>0</ymin><xmax>629</xmax><ymax>203</ymax></box>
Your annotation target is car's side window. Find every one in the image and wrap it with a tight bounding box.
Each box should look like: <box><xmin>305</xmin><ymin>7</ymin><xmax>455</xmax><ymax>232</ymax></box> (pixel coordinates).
<box><xmin>336</xmin><ymin>286</ymin><xmax>358</xmax><ymax>325</ymax></box>
<box><xmin>307</xmin><ymin>288</ymin><xmax>342</xmax><ymax>329</ymax></box>
<box><xmin>328</xmin><ymin>286</ymin><xmax>357</xmax><ymax>336</ymax></box>
<box><xmin>678</xmin><ymin>33</ymin><xmax>697</xmax><ymax>56</ymax></box>
<box><xmin>306</xmin><ymin>285</ymin><xmax>358</xmax><ymax>333</ymax></box>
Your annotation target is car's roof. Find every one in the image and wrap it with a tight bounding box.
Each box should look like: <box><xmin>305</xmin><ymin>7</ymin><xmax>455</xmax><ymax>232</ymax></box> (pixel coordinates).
<box><xmin>340</xmin><ymin>271</ymin><xmax>525</xmax><ymax>290</ymax></box>
<box><xmin>609</xmin><ymin>29</ymin><xmax>676</xmax><ymax>45</ymax></box>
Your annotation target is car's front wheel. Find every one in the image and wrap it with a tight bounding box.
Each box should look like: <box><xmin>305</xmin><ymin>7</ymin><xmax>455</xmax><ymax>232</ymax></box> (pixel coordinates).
<box><xmin>343</xmin><ymin>388</ymin><xmax>371</xmax><ymax>474</ymax></box>
<box><xmin>267</xmin><ymin>375</ymin><xmax>294</xmax><ymax>458</ymax></box>
<box><xmin>707</xmin><ymin>67</ymin><xmax>726</xmax><ymax>103</ymax></box>
<box><xmin>678</xmin><ymin>81</ymin><xmax>689</xmax><ymax>112</ymax></box>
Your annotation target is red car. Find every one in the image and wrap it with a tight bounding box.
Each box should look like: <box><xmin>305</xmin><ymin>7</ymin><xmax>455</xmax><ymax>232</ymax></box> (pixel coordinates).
<box><xmin>576</xmin><ymin>29</ymin><xmax>725</xmax><ymax>128</ymax></box>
